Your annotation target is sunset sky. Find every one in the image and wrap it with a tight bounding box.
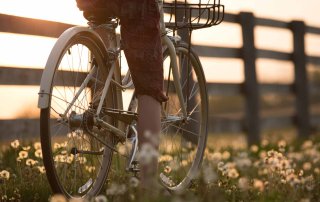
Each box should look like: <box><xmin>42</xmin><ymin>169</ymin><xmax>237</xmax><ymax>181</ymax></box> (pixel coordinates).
<box><xmin>0</xmin><ymin>0</ymin><xmax>319</xmax><ymax>119</ymax></box>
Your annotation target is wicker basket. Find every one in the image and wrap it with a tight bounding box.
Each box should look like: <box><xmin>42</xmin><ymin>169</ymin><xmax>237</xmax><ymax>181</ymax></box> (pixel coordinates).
<box><xmin>163</xmin><ymin>0</ymin><xmax>224</xmax><ymax>30</ymax></box>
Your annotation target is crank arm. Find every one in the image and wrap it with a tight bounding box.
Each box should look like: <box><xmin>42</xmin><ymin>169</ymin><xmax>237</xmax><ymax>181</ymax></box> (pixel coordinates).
<box><xmin>95</xmin><ymin>117</ymin><xmax>126</xmax><ymax>142</ymax></box>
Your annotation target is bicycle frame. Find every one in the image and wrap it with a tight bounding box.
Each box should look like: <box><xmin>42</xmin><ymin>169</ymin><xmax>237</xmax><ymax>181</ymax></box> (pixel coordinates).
<box><xmin>38</xmin><ymin>0</ymin><xmax>187</xmax><ymax>138</ymax></box>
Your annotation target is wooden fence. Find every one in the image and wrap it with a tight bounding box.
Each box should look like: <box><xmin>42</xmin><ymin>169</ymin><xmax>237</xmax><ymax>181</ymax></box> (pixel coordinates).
<box><xmin>1</xmin><ymin>12</ymin><xmax>320</xmax><ymax>144</ymax></box>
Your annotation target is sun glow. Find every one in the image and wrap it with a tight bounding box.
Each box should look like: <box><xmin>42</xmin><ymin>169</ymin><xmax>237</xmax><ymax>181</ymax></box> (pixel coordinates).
<box><xmin>0</xmin><ymin>0</ymin><xmax>86</xmax><ymax>25</ymax></box>
<box><xmin>0</xmin><ymin>0</ymin><xmax>320</xmax><ymax>119</ymax></box>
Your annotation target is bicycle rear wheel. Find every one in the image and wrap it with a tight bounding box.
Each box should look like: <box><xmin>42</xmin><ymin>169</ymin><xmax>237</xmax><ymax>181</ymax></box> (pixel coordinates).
<box><xmin>159</xmin><ymin>42</ymin><xmax>208</xmax><ymax>191</ymax></box>
<box><xmin>40</xmin><ymin>32</ymin><xmax>117</xmax><ymax>198</ymax></box>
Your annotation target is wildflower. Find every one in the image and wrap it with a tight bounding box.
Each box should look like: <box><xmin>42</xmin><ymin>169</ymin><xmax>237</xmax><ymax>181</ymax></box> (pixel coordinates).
<box><xmin>19</xmin><ymin>151</ymin><xmax>28</xmax><ymax>159</ymax></box>
<box><xmin>129</xmin><ymin>194</ymin><xmax>135</xmax><ymax>201</ymax></box>
<box><xmin>54</xmin><ymin>143</ymin><xmax>61</xmax><ymax>150</ymax></box>
<box><xmin>202</xmin><ymin>165</ymin><xmax>217</xmax><ymax>183</ymax></box>
<box><xmin>280</xmin><ymin>159</ymin><xmax>291</xmax><ymax>170</ymax></box>
<box><xmin>94</xmin><ymin>195</ymin><xmax>108</xmax><ymax>202</ymax></box>
<box><xmin>234</xmin><ymin>157</ymin><xmax>252</xmax><ymax>168</ymax></box>
<box><xmin>1</xmin><ymin>195</ymin><xmax>8</xmax><ymax>201</ymax></box>
<box><xmin>186</xmin><ymin>141</ymin><xmax>193</xmax><ymax>149</ymax></box>
<box><xmin>222</xmin><ymin>151</ymin><xmax>230</xmax><ymax>160</ymax></box>
<box><xmin>164</xmin><ymin>166</ymin><xmax>172</xmax><ymax>174</ymax></box>
<box><xmin>313</xmin><ymin>157</ymin><xmax>320</xmax><ymax>164</ymax></box>
<box><xmin>60</xmin><ymin>141</ymin><xmax>68</xmax><ymax>148</ymax></box>
<box><xmin>0</xmin><ymin>170</ymin><xmax>10</xmax><ymax>180</ymax></box>
<box><xmin>67</xmin><ymin>133</ymin><xmax>77</xmax><ymax>138</ymax></box>
<box><xmin>22</xmin><ymin>146</ymin><xmax>31</xmax><ymax>151</ymax></box>
<box><xmin>227</xmin><ymin>168</ymin><xmax>239</xmax><ymax>179</ymax></box>
<box><xmin>253</xmin><ymin>179</ymin><xmax>264</xmax><ymax>192</ymax></box>
<box><xmin>50</xmin><ymin>194</ymin><xmax>67</xmax><ymax>202</ymax></box>
<box><xmin>26</xmin><ymin>159</ymin><xmax>38</xmax><ymax>167</ymax></box>
<box><xmin>259</xmin><ymin>151</ymin><xmax>267</xmax><ymax>159</ymax></box>
<box><xmin>277</xmin><ymin>140</ymin><xmax>287</xmax><ymax>149</ymax></box>
<box><xmin>138</xmin><ymin>143</ymin><xmax>158</xmax><ymax>165</ymax></box>
<box><xmin>143</xmin><ymin>131</ymin><xmax>159</xmax><ymax>146</ymax></box>
<box><xmin>286</xmin><ymin>173</ymin><xmax>300</xmax><ymax>187</ymax></box>
<box><xmin>301</xmin><ymin>140</ymin><xmax>313</xmax><ymax>150</ymax></box>
<box><xmin>77</xmin><ymin>156</ymin><xmax>87</xmax><ymax>164</ymax></box>
<box><xmin>253</xmin><ymin>160</ymin><xmax>262</xmax><ymax>167</ymax></box>
<box><xmin>37</xmin><ymin>166</ymin><xmax>46</xmax><ymax>174</ymax></box>
<box><xmin>303</xmin><ymin>162</ymin><xmax>312</xmax><ymax>171</ymax></box>
<box><xmin>106</xmin><ymin>183</ymin><xmax>127</xmax><ymax>195</ymax></box>
<box><xmin>181</xmin><ymin>160</ymin><xmax>188</xmax><ymax>167</ymax></box>
<box><xmin>238</xmin><ymin>177</ymin><xmax>250</xmax><ymax>191</ymax></box>
<box><xmin>258</xmin><ymin>168</ymin><xmax>268</xmax><ymax>176</ymax></box>
<box><xmin>10</xmin><ymin>140</ymin><xmax>20</xmax><ymax>149</ymax></box>
<box><xmin>303</xmin><ymin>175</ymin><xmax>315</xmax><ymax>191</ymax></box>
<box><xmin>267</xmin><ymin>150</ymin><xmax>276</xmax><ymax>157</ymax></box>
<box><xmin>298</xmin><ymin>170</ymin><xmax>304</xmax><ymax>177</ymax></box>
<box><xmin>159</xmin><ymin>154</ymin><xmax>173</xmax><ymax>162</ymax></box>
<box><xmin>85</xmin><ymin>166</ymin><xmax>95</xmax><ymax>173</ymax></box>
<box><xmin>69</xmin><ymin>198</ymin><xmax>85</xmax><ymax>202</ymax></box>
<box><xmin>168</xmin><ymin>159</ymin><xmax>180</xmax><ymax>171</ymax></box>
<box><xmin>33</xmin><ymin>142</ymin><xmax>41</xmax><ymax>150</ymax></box>
<box><xmin>285</xmin><ymin>168</ymin><xmax>295</xmax><ymax>176</ymax></box>
<box><xmin>66</xmin><ymin>155</ymin><xmax>74</xmax><ymax>164</ymax></box>
<box><xmin>208</xmin><ymin>152</ymin><xmax>222</xmax><ymax>162</ymax></box>
<box><xmin>225</xmin><ymin>162</ymin><xmax>236</xmax><ymax>169</ymax></box>
<box><xmin>54</xmin><ymin>155</ymin><xmax>66</xmax><ymax>163</ymax></box>
<box><xmin>250</xmin><ymin>145</ymin><xmax>259</xmax><ymax>153</ymax></box>
<box><xmin>35</xmin><ymin>149</ymin><xmax>43</xmax><ymax>158</ymax></box>
<box><xmin>217</xmin><ymin>162</ymin><xmax>224</xmax><ymax>171</ymax></box>
<box><xmin>261</xmin><ymin>139</ymin><xmax>269</xmax><ymax>147</ymax></box>
<box><xmin>60</xmin><ymin>150</ymin><xmax>67</xmax><ymax>155</ymax></box>
<box><xmin>239</xmin><ymin>151</ymin><xmax>249</xmax><ymax>158</ymax></box>
<box><xmin>117</xmin><ymin>145</ymin><xmax>127</xmax><ymax>156</ymax></box>
<box><xmin>287</xmin><ymin>152</ymin><xmax>303</xmax><ymax>161</ymax></box>
<box><xmin>129</xmin><ymin>177</ymin><xmax>139</xmax><ymax>188</ymax></box>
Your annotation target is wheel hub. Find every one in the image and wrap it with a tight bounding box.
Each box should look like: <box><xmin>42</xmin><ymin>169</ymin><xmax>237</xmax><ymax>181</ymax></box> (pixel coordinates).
<box><xmin>68</xmin><ymin>111</ymin><xmax>94</xmax><ymax>131</ymax></box>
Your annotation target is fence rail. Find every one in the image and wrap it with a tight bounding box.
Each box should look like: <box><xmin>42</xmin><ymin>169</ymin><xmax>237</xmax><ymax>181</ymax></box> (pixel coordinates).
<box><xmin>1</xmin><ymin>12</ymin><xmax>320</xmax><ymax>144</ymax></box>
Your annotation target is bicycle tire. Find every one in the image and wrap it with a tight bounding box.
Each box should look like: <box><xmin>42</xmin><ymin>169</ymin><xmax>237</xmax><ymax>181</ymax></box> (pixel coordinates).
<box><xmin>40</xmin><ymin>31</ymin><xmax>117</xmax><ymax>198</ymax></box>
<box><xmin>159</xmin><ymin>42</ymin><xmax>208</xmax><ymax>192</ymax></box>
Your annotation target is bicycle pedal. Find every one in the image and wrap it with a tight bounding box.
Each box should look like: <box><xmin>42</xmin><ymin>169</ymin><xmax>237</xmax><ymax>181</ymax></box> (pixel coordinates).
<box><xmin>131</xmin><ymin>160</ymin><xmax>139</xmax><ymax>165</ymax></box>
<box><xmin>127</xmin><ymin>167</ymin><xmax>140</xmax><ymax>172</ymax></box>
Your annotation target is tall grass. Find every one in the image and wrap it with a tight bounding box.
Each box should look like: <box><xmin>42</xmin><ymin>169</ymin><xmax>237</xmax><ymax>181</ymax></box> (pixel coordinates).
<box><xmin>1</xmin><ymin>134</ymin><xmax>320</xmax><ymax>202</ymax></box>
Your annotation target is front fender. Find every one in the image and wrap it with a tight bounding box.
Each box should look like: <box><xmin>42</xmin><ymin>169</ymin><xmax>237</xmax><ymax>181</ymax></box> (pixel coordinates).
<box><xmin>38</xmin><ymin>26</ymin><xmax>108</xmax><ymax>109</ymax></box>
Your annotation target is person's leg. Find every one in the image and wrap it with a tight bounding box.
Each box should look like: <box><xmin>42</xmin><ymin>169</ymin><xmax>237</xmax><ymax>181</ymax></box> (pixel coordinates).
<box><xmin>119</xmin><ymin>0</ymin><xmax>167</xmax><ymax>191</ymax></box>
<box><xmin>137</xmin><ymin>95</ymin><xmax>161</xmax><ymax>189</ymax></box>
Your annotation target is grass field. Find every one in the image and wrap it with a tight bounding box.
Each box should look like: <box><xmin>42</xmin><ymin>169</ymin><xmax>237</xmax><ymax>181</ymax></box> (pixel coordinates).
<box><xmin>1</xmin><ymin>133</ymin><xmax>320</xmax><ymax>202</ymax></box>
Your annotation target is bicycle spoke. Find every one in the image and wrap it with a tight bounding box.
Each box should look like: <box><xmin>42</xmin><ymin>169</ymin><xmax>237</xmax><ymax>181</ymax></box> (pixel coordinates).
<box><xmin>159</xmin><ymin>44</ymin><xmax>207</xmax><ymax>190</ymax></box>
<box><xmin>40</xmin><ymin>35</ymin><xmax>118</xmax><ymax>197</ymax></box>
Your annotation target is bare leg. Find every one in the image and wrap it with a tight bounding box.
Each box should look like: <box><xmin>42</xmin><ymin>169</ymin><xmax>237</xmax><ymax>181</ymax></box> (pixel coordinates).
<box><xmin>137</xmin><ymin>95</ymin><xmax>161</xmax><ymax>190</ymax></box>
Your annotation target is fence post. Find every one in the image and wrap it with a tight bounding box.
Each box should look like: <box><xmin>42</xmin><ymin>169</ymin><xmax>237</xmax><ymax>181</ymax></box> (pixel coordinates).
<box><xmin>291</xmin><ymin>21</ymin><xmax>310</xmax><ymax>138</ymax></box>
<box><xmin>240</xmin><ymin>12</ymin><xmax>260</xmax><ymax>145</ymax></box>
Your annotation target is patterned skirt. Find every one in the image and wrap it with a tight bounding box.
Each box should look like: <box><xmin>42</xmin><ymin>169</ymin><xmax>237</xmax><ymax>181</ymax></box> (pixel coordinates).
<box><xmin>83</xmin><ymin>0</ymin><xmax>168</xmax><ymax>102</ymax></box>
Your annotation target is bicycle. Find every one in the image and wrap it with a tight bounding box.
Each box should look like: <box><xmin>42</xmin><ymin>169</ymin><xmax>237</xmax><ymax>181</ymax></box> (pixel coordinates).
<box><xmin>38</xmin><ymin>0</ymin><xmax>224</xmax><ymax>198</ymax></box>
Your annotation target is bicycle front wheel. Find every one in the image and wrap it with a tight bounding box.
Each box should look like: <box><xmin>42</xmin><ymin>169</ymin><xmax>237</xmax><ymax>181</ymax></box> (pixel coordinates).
<box><xmin>40</xmin><ymin>31</ymin><xmax>117</xmax><ymax>198</ymax></box>
<box><xmin>159</xmin><ymin>42</ymin><xmax>208</xmax><ymax>191</ymax></box>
